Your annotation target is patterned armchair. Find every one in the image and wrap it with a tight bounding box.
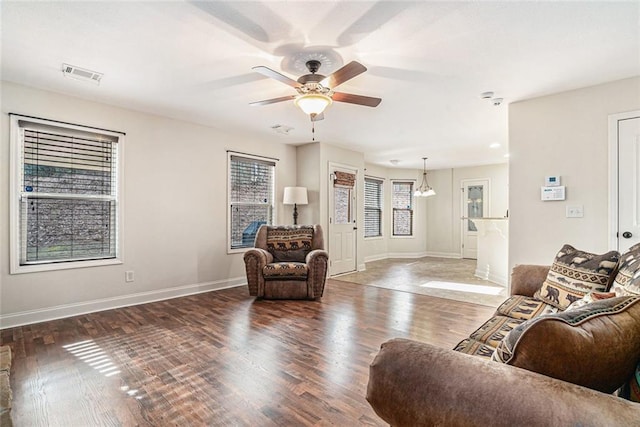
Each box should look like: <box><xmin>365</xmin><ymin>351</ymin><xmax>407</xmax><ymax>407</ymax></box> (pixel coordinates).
<box><xmin>243</xmin><ymin>224</ymin><xmax>329</xmax><ymax>299</ymax></box>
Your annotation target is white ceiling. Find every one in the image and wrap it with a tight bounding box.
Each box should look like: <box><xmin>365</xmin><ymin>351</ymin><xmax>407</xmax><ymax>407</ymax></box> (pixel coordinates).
<box><xmin>2</xmin><ymin>1</ymin><xmax>639</xmax><ymax>170</ymax></box>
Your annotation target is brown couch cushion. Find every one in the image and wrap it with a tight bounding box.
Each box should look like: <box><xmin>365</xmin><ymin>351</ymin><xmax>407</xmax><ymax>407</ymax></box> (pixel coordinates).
<box><xmin>469</xmin><ymin>315</ymin><xmax>526</xmax><ymax>348</ymax></box>
<box><xmin>492</xmin><ymin>296</ymin><xmax>640</xmax><ymax>393</ymax></box>
<box><xmin>534</xmin><ymin>244</ymin><xmax>619</xmax><ymax>310</ymax></box>
<box><xmin>496</xmin><ymin>295</ymin><xmax>558</xmax><ymax>320</ymax></box>
<box><xmin>452</xmin><ymin>339</ymin><xmax>495</xmax><ymax>359</ymax></box>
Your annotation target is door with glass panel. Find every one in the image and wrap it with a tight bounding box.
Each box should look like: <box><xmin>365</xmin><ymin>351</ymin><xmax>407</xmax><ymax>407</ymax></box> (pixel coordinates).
<box><xmin>461</xmin><ymin>179</ymin><xmax>489</xmax><ymax>259</ymax></box>
<box><xmin>329</xmin><ymin>165</ymin><xmax>357</xmax><ymax>275</ymax></box>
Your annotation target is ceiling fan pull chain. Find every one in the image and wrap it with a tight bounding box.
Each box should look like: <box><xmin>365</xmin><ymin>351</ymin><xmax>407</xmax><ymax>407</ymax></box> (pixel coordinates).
<box><xmin>312</xmin><ymin>120</ymin><xmax>315</xmax><ymax>142</ymax></box>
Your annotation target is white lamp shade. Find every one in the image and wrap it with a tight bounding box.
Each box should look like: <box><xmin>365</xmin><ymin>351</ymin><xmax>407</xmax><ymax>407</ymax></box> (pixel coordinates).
<box><xmin>283</xmin><ymin>187</ymin><xmax>308</xmax><ymax>205</ymax></box>
<box><xmin>294</xmin><ymin>94</ymin><xmax>332</xmax><ymax>115</ymax></box>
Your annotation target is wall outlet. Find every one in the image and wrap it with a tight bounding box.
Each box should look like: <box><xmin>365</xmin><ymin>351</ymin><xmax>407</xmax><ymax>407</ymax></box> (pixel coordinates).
<box><xmin>125</xmin><ymin>271</ymin><xmax>135</xmax><ymax>282</ymax></box>
<box><xmin>566</xmin><ymin>205</ymin><xmax>584</xmax><ymax>218</ymax></box>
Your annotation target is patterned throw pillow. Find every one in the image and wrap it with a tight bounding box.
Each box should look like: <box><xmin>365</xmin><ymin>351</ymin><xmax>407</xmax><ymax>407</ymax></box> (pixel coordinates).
<box><xmin>610</xmin><ymin>244</ymin><xmax>640</xmax><ymax>297</ymax></box>
<box><xmin>565</xmin><ymin>291</ymin><xmax>616</xmax><ymax>311</ymax></box>
<box><xmin>533</xmin><ymin>244</ymin><xmax>619</xmax><ymax>310</ymax></box>
<box><xmin>266</xmin><ymin>227</ymin><xmax>313</xmax><ymax>262</ymax></box>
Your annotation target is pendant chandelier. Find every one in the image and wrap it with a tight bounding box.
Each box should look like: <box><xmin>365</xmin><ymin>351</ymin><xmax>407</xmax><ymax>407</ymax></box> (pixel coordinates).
<box><xmin>414</xmin><ymin>157</ymin><xmax>436</xmax><ymax>197</ymax></box>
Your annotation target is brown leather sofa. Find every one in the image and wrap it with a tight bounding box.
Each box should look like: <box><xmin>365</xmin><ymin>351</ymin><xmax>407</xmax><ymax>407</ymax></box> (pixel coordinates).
<box><xmin>243</xmin><ymin>224</ymin><xmax>328</xmax><ymax>299</ymax></box>
<box><xmin>367</xmin><ymin>261</ymin><xmax>640</xmax><ymax>426</ymax></box>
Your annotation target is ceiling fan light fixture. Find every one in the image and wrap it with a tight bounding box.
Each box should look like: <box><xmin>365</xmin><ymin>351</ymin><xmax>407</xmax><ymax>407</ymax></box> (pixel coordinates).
<box><xmin>295</xmin><ymin>93</ymin><xmax>332</xmax><ymax>115</ymax></box>
<box><xmin>414</xmin><ymin>157</ymin><xmax>436</xmax><ymax>198</ymax></box>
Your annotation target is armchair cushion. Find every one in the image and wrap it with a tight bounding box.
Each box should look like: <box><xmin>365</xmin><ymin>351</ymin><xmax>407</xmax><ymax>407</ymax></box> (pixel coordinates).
<box><xmin>263</xmin><ymin>262</ymin><xmax>308</xmax><ymax>279</ymax></box>
<box><xmin>492</xmin><ymin>296</ymin><xmax>640</xmax><ymax>393</ymax></box>
<box><xmin>266</xmin><ymin>227</ymin><xmax>313</xmax><ymax>262</ymax></box>
<box><xmin>534</xmin><ymin>244</ymin><xmax>619</xmax><ymax>310</ymax></box>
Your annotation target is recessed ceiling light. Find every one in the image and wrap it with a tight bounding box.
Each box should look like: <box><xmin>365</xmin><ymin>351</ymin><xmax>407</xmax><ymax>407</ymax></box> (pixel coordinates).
<box><xmin>489</xmin><ymin>143</ymin><xmax>501</xmax><ymax>149</ymax></box>
<box><xmin>480</xmin><ymin>91</ymin><xmax>494</xmax><ymax>99</ymax></box>
<box><xmin>389</xmin><ymin>159</ymin><xmax>400</xmax><ymax>165</ymax></box>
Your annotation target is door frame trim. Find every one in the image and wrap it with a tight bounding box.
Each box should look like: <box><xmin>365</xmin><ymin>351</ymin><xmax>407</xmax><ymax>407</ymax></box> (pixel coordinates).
<box><xmin>608</xmin><ymin>110</ymin><xmax>640</xmax><ymax>251</ymax></box>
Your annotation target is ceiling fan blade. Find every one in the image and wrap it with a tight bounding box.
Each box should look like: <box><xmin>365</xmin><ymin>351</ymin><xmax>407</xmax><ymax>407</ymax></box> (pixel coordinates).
<box><xmin>249</xmin><ymin>95</ymin><xmax>296</xmax><ymax>106</ymax></box>
<box><xmin>321</xmin><ymin>61</ymin><xmax>367</xmax><ymax>88</ymax></box>
<box><xmin>332</xmin><ymin>92</ymin><xmax>382</xmax><ymax>107</ymax></box>
<box><xmin>252</xmin><ymin>66</ymin><xmax>301</xmax><ymax>88</ymax></box>
<box><xmin>311</xmin><ymin>112</ymin><xmax>325</xmax><ymax>122</ymax></box>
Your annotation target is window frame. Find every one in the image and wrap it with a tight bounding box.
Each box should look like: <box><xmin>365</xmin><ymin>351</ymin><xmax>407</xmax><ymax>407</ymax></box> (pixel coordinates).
<box><xmin>391</xmin><ymin>180</ymin><xmax>414</xmax><ymax>238</ymax></box>
<box><xmin>9</xmin><ymin>114</ymin><xmax>124</xmax><ymax>274</ymax></box>
<box><xmin>227</xmin><ymin>152</ymin><xmax>277</xmax><ymax>253</ymax></box>
<box><xmin>364</xmin><ymin>176</ymin><xmax>384</xmax><ymax>239</ymax></box>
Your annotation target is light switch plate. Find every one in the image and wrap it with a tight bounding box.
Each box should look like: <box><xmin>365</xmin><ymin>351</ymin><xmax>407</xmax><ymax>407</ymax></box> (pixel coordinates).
<box><xmin>566</xmin><ymin>205</ymin><xmax>584</xmax><ymax>218</ymax></box>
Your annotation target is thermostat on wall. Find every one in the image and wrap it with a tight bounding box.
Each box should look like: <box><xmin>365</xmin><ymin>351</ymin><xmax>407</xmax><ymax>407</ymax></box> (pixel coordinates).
<box><xmin>545</xmin><ymin>175</ymin><xmax>561</xmax><ymax>186</ymax></box>
<box><xmin>541</xmin><ymin>186</ymin><xmax>566</xmax><ymax>201</ymax></box>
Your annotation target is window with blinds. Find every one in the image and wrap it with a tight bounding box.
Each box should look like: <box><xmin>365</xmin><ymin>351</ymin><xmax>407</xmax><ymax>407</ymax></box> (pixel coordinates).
<box><xmin>11</xmin><ymin>116</ymin><xmax>121</xmax><ymax>270</ymax></box>
<box><xmin>228</xmin><ymin>154</ymin><xmax>275</xmax><ymax>250</ymax></box>
<box><xmin>392</xmin><ymin>181</ymin><xmax>413</xmax><ymax>236</ymax></box>
<box><xmin>364</xmin><ymin>177</ymin><xmax>383</xmax><ymax>238</ymax></box>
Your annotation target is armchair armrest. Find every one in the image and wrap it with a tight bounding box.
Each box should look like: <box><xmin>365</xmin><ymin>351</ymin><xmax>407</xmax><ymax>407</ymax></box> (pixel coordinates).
<box><xmin>367</xmin><ymin>338</ymin><xmax>640</xmax><ymax>427</ymax></box>
<box><xmin>510</xmin><ymin>264</ymin><xmax>550</xmax><ymax>297</ymax></box>
<box><xmin>306</xmin><ymin>249</ymin><xmax>329</xmax><ymax>299</ymax></box>
<box><xmin>243</xmin><ymin>248</ymin><xmax>273</xmax><ymax>296</ymax></box>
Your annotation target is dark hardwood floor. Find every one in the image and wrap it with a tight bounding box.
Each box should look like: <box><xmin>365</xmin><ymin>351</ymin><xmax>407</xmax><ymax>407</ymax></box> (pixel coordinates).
<box><xmin>1</xmin><ymin>279</ymin><xmax>495</xmax><ymax>426</ymax></box>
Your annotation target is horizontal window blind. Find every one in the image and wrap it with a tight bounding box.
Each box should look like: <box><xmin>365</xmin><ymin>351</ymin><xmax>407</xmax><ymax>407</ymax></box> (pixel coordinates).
<box><xmin>392</xmin><ymin>181</ymin><xmax>413</xmax><ymax>236</ymax></box>
<box><xmin>19</xmin><ymin>125</ymin><xmax>118</xmax><ymax>264</ymax></box>
<box><xmin>229</xmin><ymin>155</ymin><xmax>275</xmax><ymax>249</ymax></box>
<box><xmin>364</xmin><ymin>177</ymin><xmax>383</xmax><ymax>237</ymax></box>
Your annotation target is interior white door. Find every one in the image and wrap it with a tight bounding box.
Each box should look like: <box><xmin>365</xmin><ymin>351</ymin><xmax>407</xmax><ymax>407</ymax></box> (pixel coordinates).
<box><xmin>329</xmin><ymin>168</ymin><xmax>357</xmax><ymax>276</ymax></box>
<box><xmin>618</xmin><ymin>115</ymin><xmax>640</xmax><ymax>252</ymax></box>
<box><xmin>461</xmin><ymin>179</ymin><xmax>489</xmax><ymax>259</ymax></box>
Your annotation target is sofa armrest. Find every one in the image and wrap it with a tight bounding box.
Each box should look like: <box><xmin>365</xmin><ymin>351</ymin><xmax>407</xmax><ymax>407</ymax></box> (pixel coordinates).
<box><xmin>243</xmin><ymin>248</ymin><xmax>273</xmax><ymax>296</ymax></box>
<box><xmin>509</xmin><ymin>264</ymin><xmax>550</xmax><ymax>297</ymax></box>
<box><xmin>367</xmin><ymin>338</ymin><xmax>640</xmax><ymax>427</ymax></box>
<box><xmin>306</xmin><ymin>249</ymin><xmax>329</xmax><ymax>298</ymax></box>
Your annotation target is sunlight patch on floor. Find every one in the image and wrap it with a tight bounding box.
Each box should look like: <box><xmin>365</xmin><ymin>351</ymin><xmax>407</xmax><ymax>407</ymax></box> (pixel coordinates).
<box><xmin>420</xmin><ymin>281</ymin><xmax>504</xmax><ymax>295</ymax></box>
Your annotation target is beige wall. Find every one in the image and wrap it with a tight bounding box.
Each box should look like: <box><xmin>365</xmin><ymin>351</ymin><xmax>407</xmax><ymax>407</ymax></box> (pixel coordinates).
<box><xmin>0</xmin><ymin>81</ymin><xmax>297</xmax><ymax>327</ymax></box>
<box><xmin>509</xmin><ymin>76</ymin><xmax>640</xmax><ymax>273</ymax></box>
<box><xmin>425</xmin><ymin>163</ymin><xmax>509</xmax><ymax>258</ymax></box>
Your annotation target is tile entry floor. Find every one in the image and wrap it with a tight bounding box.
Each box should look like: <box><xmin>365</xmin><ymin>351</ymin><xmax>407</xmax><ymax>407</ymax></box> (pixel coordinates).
<box><xmin>334</xmin><ymin>257</ymin><xmax>507</xmax><ymax>307</ymax></box>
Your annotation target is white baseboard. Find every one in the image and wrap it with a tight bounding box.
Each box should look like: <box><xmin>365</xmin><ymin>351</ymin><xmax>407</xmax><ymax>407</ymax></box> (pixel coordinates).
<box><xmin>425</xmin><ymin>251</ymin><xmax>462</xmax><ymax>259</ymax></box>
<box><xmin>0</xmin><ymin>277</ymin><xmax>246</xmax><ymax>329</ymax></box>
<box><xmin>365</xmin><ymin>252</ymin><xmax>461</xmax><ymax>264</ymax></box>
<box><xmin>387</xmin><ymin>252</ymin><xmax>429</xmax><ymax>259</ymax></box>
<box><xmin>357</xmin><ymin>263</ymin><xmax>367</xmax><ymax>271</ymax></box>
<box><xmin>475</xmin><ymin>267</ymin><xmax>508</xmax><ymax>287</ymax></box>
<box><xmin>363</xmin><ymin>254</ymin><xmax>388</xmax><ymax>263</ymax></box>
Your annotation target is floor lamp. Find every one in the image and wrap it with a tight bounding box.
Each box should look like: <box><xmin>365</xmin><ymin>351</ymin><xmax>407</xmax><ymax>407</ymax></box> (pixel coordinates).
<box><xmin>283</xmin><ymin>187</ymin><xmax>308</xmax><ymax>225</ymax></box>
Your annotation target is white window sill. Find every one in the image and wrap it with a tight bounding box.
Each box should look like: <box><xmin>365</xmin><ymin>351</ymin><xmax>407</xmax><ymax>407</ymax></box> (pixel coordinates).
<box><xmin>11</xmin><ymin>258</ymin><xmax>123</xmax><ymax>275</ymax></box>
<box><xmin>364</xmin><ymin>236</ymin><xmax>384</xmax><ymax>240</ymax></box>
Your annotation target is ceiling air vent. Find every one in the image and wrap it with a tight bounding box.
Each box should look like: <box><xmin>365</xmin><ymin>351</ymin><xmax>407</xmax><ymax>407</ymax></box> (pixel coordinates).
<box><xmin>62</xmin><ymin>63</ymin><xmax>103</xmax><ymax>85</ymax></box>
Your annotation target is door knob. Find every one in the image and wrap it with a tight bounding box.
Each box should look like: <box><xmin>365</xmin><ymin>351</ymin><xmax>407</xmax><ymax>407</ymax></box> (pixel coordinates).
<box><xmin>622</xmin><ymin>231</ymin><xmax>633</xmax><ymax>239</ymax></box>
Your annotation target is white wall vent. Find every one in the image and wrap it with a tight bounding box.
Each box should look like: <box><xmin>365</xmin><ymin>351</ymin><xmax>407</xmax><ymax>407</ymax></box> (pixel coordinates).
<box><xmin>62</xmin><ymin>64</ymin><xmax>103</xmax><ymax>85</ymax></box>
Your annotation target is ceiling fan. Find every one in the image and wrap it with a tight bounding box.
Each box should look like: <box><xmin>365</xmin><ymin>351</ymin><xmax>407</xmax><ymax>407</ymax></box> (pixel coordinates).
<box><xmin>249</xmin><ymin>60</ymin><xmax>382</xmax><ymax>121</ymax></box>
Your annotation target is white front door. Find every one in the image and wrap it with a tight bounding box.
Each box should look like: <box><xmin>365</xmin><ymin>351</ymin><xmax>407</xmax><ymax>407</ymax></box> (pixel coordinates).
<box><xmin>617</xmin><ymin>114</ymin><xmax>640</xmax><ymax>252</ymax></box>
<box><xmin>329</xmin><ymin>166</ymin><xmax>357</xmax><ymax>275</ymax></box>
<box><xmin>461</xmin><ymin>179</ymin><xmax>490</xmax><ymax>259</ymax></box>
